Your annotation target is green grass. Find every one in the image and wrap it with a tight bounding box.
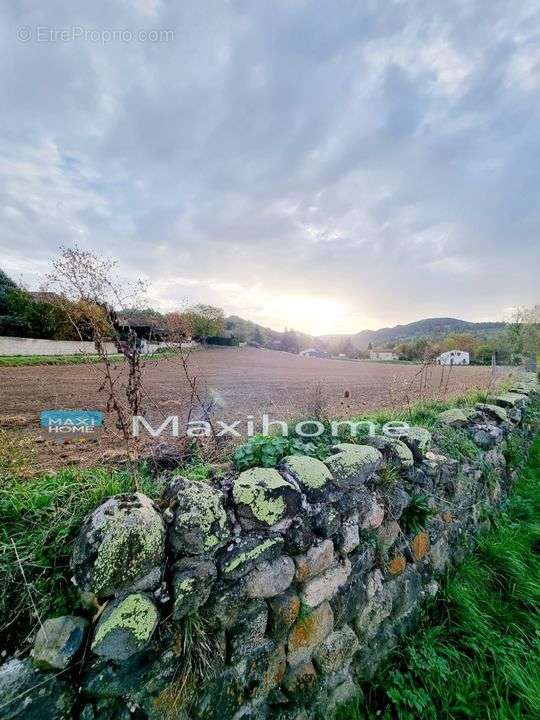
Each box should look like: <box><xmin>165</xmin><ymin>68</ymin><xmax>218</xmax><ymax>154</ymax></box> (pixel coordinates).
<box><xmin>339</xmin><ymin>429</ymin><xmax>540</xmax><ymax>720</ymax></box>
<box><xmin>0</xmin><ymin>353</ymin><xmax>125</xmax><ymax>366</ymax></box>
<box><xmin>0</xmin><ymin>462</ymin><xmax>162</xmax><ymax>654</ymax></box>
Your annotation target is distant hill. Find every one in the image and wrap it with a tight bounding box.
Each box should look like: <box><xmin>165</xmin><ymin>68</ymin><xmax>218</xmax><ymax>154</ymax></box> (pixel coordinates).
<box><xmin>224</xmin><ymin>315</ymin><xmax>506</xmax><ymax>353</ymax></box>
<box><xmin>346</xmin><ymin>317</ymin><xmax>506</xmax><ymax>350</ymax></box>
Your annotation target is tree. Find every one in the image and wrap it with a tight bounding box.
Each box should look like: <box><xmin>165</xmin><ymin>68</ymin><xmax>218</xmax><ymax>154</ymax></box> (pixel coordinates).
<box><xmin>501</xmin><ymin>305</ymin><xmax>540</xmax><ymax>362</ymax></box>
<box><xmin>165</xmin><ymin>311</ymin><xmax>191</xmax><ymax>341</ymax></box>
<box><xmin>0</xmin><ymin>269</ymin><xmax>17</xmax><ymax>313</ymax></box>
<box><xmin>281</xmin><ymin>328</ymin><xmax>300</xmax><ymax>354</ymax></box>
<box><xmin>183</xmin><ymin>304</ymin><xmax>225</xmax><ymax>341</ymax></box>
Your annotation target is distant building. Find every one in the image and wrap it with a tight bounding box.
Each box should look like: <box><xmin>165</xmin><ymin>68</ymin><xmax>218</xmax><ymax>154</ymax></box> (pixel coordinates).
<box><xmin>369</xmin><ymin>349</ymin><xmax>399</xmax><ymax>361</ymax></box>
<box><xmin>300</xmin><ymin>348</ymin><xmax>330</xmax><ymax>358</ymax></box>
<box><xmin>436</xmin><ymin>350</ymin><xmax>470</xmax><ymax>365</ymax></box>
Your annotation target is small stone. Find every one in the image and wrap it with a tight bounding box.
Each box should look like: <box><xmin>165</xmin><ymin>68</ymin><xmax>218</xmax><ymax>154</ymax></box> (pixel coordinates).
<box><xmin>91</xmin><ymin>593</ymin><xmax>159</xmax><ymax>661</ymax></box>
<box><xmin>364</xmin><ymin>436</ymin><xmax>414</xmax><ymax>468</ymax></box>
<box><xmin>167</xmin><ymin>476</ymin><xmax>230</xmax><ymax>556</ymax></box>
<box><xmin>233</xmin><ymin>468</ymin><xmax>301</xmax><ymax>529</ymax></box>
<box><xmin>441</xmin><ymin>510</ymin><xmax>453</xmax><ymax>523</ymax></box>
<box><xmin>437</xmin><ymin>408</ymin><xmax>472</xmax><ymax>428</ymax></box>
<box><xmin>33</xmin><ymin>615</ymin><xmax>88</xmax><ymax>670</ymax></box>
<box><xmin>360</xmin><ymin>496</ymin><xmax>385</xmax><ymax>529</ymax></box>
<box><xmin>72</xmin><ymin>493</ymin><xmax>165</xmax><ymax>598</ymax></box>
<box><xmin>324</xmin><ymin>446</ymin><xmax>382</xmax><ymax>489</ymax></box>
<box><xmin>287</xmin><ymin>601</ymin><xmax>334</xmax><ymax>667</ymax></box>
<box><xmin>245</xmin><ymin>556</ymin><xmax>295</xmax><ymax>598</ymax></box>
<box><xmin>487</xmin><ymin>392</ymin><xmax>527</xmax><ymax>408</ymax></box>
<box><xmin>283</xmin><ymin>516</ymin><xmax>317</xmax><ymax>554</ymax></box>
<box><xmin>386</xmin><ymin>553</ymin><xmax>406</xmax><ymax>576</ymax></box>
<box><xmin>376</xmin><ymin>519</ymin><xmax>401</xmax><ymax>553</ymax></box>
<box><xmin>172</xmin><ymin>558</ymin><xmax>217</xmax><ymax>619</ymax></box>
<box><xmin>219</xmin><ymin>534</ymin><xmax>284</xmax><ymax>580</ymax></box>
<box><xmin>268</xmin><ymin>590</ymin><xmax>301</xmax><ymax>640</ymax></box>
<box><xmin>339</xmin><ymin>520</ymin><xmax>360</xmax><ymax>554</ymax></box>
<box><xmin>282</xmin><ymin>661</ymin><xmax>319</xmax><ymax>702</ymax></box>
<box><xmin>312</xmin><ymin>625</ymin><xmax>359</xmax><ymax>675</ymax></box>
<box><xmin>280</xmin><ymin>455</ymin><xmax>333</xmax><ymax>499</ymax></box>
<box><xmin>311</xmin><ymin>505</ymin><xmax>341</xmax><ymax>537</ymax></box>
<box><xmin>228</xmin><ymin>599</ymin><xmax>268</xmax><ymax>663</ymax></box>
<box><xmin>410</xmin><ymin>531</ymin><xmax>430</xmax><ymax>561</ymax></box>
<box><xmin>300</xmin><ymin>559</ymin><xmax>351</xmax><ymax>608</ymax></box>
<box><xmin>399</xmin><ymin>427</ymin><xmax>432</xmax><ymax>461</ymax></box>
<box><xmin>384</xmin><ymin>486</ymin><xmax>411</xmax><ymax>521</ymax></box>
<box><xmin>294</xmin><ymin>540</ymin><xmax>334</xmax><ymax>582</ymax></box>
<box><xmin>475</xmin><ymin>403</ymin><xmax>508</xmax><ymax>422</ymax></box>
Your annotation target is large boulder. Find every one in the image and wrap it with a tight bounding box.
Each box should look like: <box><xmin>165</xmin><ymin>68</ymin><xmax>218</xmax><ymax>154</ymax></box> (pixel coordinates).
<box><xmin>324</xmin><ymin>445</ymin><xmax>382</xmax><ymax>488</ymax></box>
<box><xmin>0</xmin><ymin>657</ymin><xmax>75</xmax><ymax>719</ymax></box>
<box><xmin>32</xmin><ymin>615</ymin><xmax>88</xmax><ymax>671</ymax></box>
<box><xmin>166</xmin><ymin>476</ymin><xmax>230</xmax><ymax>556</ymax></box>
<box><xmin>91</xmin><ymin>593</ymin><xmax>159</xmax><ymax>661</ymax></box>
<box><xmin>72</xmin><ymin>493</ymin><xmax>165</xmax><ymax>598</ymax></box>
<box><xmin>232</xmin><ymin>468</ymin><xmax>301</xmax><ymax>529</ymax></box>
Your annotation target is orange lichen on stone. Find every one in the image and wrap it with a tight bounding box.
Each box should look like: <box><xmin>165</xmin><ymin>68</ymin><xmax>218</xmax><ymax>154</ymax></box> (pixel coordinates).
<box><xmin>386</xmin><ymin>553</ymin><xmax>406</xmax><ymax>576</ymax></box>
<box><xmin>441</xmin><ymin>511</ymin><xmax>453</xmax><ymax>523</ymax></box>
<box><xmin>411</xmin><ymin>531</ymin><xmax>430</xmax><ymax>560</ymax></box>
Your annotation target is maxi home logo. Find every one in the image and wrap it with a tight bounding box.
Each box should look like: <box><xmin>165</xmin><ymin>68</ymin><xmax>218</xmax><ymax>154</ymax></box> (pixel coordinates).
<box><xmin>40</xmin><ymin>410</ymin><xmax>103</xmax><ymax>442</ymax></box>
<box><xmin>132</xmin><ymin>415</ymin><xmax>411</xmax><ymax>439</ymax></box>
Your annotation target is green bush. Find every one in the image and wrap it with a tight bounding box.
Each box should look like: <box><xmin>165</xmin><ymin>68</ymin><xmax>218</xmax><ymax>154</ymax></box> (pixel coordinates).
<box><xmin>232</xmin><ymin>434</ymin><xmax>322</xmax><ymax>471</ymax></box>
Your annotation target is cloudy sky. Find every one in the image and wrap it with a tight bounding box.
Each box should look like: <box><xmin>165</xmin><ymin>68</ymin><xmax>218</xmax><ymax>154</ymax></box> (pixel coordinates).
<box><xmin>1</xmin><ymin>1</ymin><xmax>539</xmax><ymax>335</ymax></box>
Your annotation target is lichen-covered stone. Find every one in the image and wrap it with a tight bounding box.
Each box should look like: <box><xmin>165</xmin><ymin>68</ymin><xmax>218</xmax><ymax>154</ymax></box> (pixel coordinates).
<box><xmin>299</xmin><ymin>559</ymin><xmax>352</xmax><ymax>608</ymax></box>
<box><xmin>355</xmin><ymin>581</ymin><xmax>392</xmax><ymax>642</ymax></box>
<box><xmin>287</xmin><ymin>601</ymin><xmax>334</xmax><ymax>667</ymax></box>
<box><xmin>470</xmin><ymin>423</ymin><xmax>504</xmax><ymax>449</ymax></box>
<box><xmin>437</xmin><ymin>408</ymin><xmax>472</xmax><ymax>427</ymax></box>
<box><xmin>172</xmin><ymin>558</ymin><xmax>217</xmax><ymax>619</ymax></box>
<box><xmin>312</xmin><ymin>625</ymin><xmax>359</xmax><ymax>675</ymax></box>
<box><xmin>268</xmin><ymin>590</ymin><xmax>300</xmax><ymax>641</ymax></box>
<box><xmin>364</xmin><ymin>436</ymin><xmax>414</xmax><ymax>468</ymax></box>
<box><xmin>384</xmin><ymin>486</ymin><xmax>411</xmax><ymax>521</ymax></box>
<box><xmin>219</xmin><ymin>534</ymin><xmax>284</xmax><ymax>580</ymax></box>
<box><xmin>195</xmin><ymin>668</ymin><xmax>245</xmax><ymax>720</ymax></box>
<box><xmin>360</xmin><ymin>495</ymin><xmax>385</xmax><ymax>529</ymax></box>
<box><xmin>280</xmin><ymin>455</ymin><xmax>333</xmax><ymax>499</ymax></box>
<box><xmin>387</xmin><ymin>566</ymin><xmax>422</xmax><ymax>618</ymax></box>
<box><xmin>386</xmin><ymin>553</ymin><xmax>406</xmax><ymax>576</ymax></box>
<box><xmin>0</xmin><ymin>657</ymin><xmax>76</xmax><ymax>719</ymax></box>
<box><xmin>294</xmin><ymin>539</ymin><xmax>334</xmax><ymax>582</ymax></box>
<box><xmin>243</xmin><ymin>640</ymin><xmax>286</xmax><ymax>699</ymax></box>
<box><xmin>338</xmin><ymin>518</ymin><xmax>360</xmax><ymax>554</ymax></box>
<box><xmin>324</xmin><ymin>446</ymin><xmax>382</xmax><ymax>488</ymax></box>
<box><xmin>376</xmin><ymin>519</ymin><xmax>401</xmax><ymax>553</ymax></box>
<box><xmin>410</xmin><ymin>531</ymin><xmax>430</xmax><ymax>561</ymax></box>
<box><xmin>398</xmin><ymin>427</ymin><xmax>432</xmax><ymax>461</ymax></box>
<box><xmin>72</xmin><ymin>493</ymin><xmax>165</xmax><ymax>598</ymax></box>
<box><xmin>33</xmin><ymin>615</ymin><xmax>88</xmax><ymax>671</ymax></box>
<box><xmin>245</xmin><ymin>556</ymin><xmax>295</xmax><ymax>598</ymax></box>
<box><xmin>233</xmin><ymin>468</ymin><xmax>301</xmax><ymax>529</ymax></box>
<box><xmin>283</xmin><ymin>515</ymin><xmax>317</xmax><ymax>554</ymax></box>
<box><xmin>228</xmin><ymin>599</ymin><xmax>268</xmax><ymax>663</ymax></box>
<box><xmin>487</xmin><ymin>392</ymin><xmax>528</xmax><ymax>408</ymax></box>
<box><xmin>311</xmin><ymin>505</ymin><xmax>341</xmax><ymax>537</ymax></box>
<box><xmin>283</xmin><ymin>661</ymin><xmax>319</xmax><ymax>703</ymax></box>
<box><xmin>91</xmin><ymin>593</ymin><xmax>159</xmax><ymax>661</ymax></box>
<box><xmin>476</xmin><ymin>403</ymin><xmax>508</xmax><ymax>422</ymax></box>
<box><xmin>167</xmin><ymin>476</ymin><xmax>230</xmax><ymax>556</ymax></box>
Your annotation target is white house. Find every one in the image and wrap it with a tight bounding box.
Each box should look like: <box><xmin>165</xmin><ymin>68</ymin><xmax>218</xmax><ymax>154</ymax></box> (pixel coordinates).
<box><xmin>369</xmin><ymin>349</ymin><xmax>399</xmax><ymax>361</ymax></box>
<box><xmin>300</xmin><ymin>348</ymin><xmax>329</xmax><ymax>358</ymax></box>
<box><xmin>436</xmin><ymin>350</ymin><xmax>470</xmax><ymax>365</ymax></box>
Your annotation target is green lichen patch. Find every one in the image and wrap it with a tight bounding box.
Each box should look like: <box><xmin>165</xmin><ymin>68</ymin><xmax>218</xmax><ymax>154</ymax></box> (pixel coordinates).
<box><xmin>324</xmin><ymin>446</ymin><xmax>382</xmax><ymax>488</ymax></box>
<box><xmin>220</xmin><ymin>536</ymin><xmax>283</xmax><ymax>579</ymax></box>
<box><xmin>72</xmin><ymin>493</ymin><xmax>165</xmax><ymax>598</ymax></box>
<box><xmin>281</xmin><ymin>455</ymin><xmax>332</xmax><ymax>491</ymax></box>
<box><xmin>92</xmin><ymin>593</ymin><xmax>159</xmax><ymax>660</ymax></box>
<box><xmin>233</xmin><ymin>468</ymin><xmax>299</xmax><ymax>527</ymax></box>
<box><xmin>169</xmin><ymin>477</ymin><xmax>230</xmax><ymax>555</ymax></box>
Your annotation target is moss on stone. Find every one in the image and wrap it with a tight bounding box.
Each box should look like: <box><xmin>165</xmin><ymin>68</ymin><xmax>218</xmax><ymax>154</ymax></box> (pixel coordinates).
<box><xmin>437</xmin><ymin>408</ymin><xmax>471</xmax><ymax>426</ymax></box>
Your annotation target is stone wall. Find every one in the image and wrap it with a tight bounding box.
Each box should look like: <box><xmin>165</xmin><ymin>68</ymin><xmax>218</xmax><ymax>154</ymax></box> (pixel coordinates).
<box><xmin>1</xmin><ymin>373</ymin><xmax>539</xmax><ymax>720</ymax></box>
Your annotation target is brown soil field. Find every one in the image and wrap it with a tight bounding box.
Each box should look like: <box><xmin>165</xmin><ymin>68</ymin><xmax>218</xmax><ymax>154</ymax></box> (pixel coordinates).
<box><xmin>0</xmin><ymin>347</ymin><xmax>508</xmax><ymax>471</ymax></box>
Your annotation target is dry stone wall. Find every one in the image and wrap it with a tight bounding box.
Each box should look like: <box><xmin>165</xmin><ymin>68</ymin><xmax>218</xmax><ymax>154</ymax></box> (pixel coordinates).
<box><xmin>1</xmin><ymin>373</ymin><xmax>539</xmax><ymax>720</ymax></box>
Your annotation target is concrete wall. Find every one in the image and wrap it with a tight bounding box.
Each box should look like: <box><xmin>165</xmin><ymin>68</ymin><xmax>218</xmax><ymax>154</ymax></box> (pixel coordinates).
<box><xmin>0</xmin><ymin>336</ymin><xmax>195</xmax><ymax>356</ymax></box>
